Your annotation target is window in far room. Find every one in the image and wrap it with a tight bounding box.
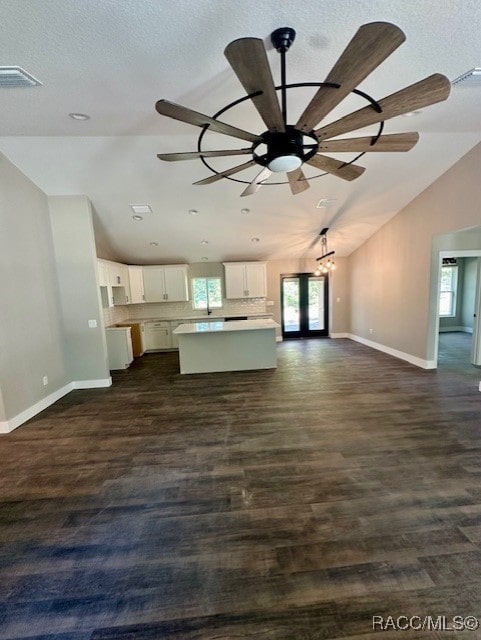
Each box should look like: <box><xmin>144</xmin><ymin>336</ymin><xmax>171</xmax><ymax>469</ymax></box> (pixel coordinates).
<box><xmin>192</xmin><ymin>277</ymin><xmax>222</xmax><ymax>310</ymax></box>
<box><xmin>439</xmin><ymin>263</ymin><xmax>458</xmax><ymax>317</ymax></box>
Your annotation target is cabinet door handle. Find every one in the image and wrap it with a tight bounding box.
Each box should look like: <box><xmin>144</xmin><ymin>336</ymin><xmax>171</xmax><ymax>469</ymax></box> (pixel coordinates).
<box><xmin>117</xmin><ymin>275</ymin><xmax>121</xmax><ymax>284</ymax></box>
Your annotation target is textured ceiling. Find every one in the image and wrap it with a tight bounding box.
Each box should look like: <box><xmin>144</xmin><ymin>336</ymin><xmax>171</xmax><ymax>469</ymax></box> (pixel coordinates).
<box><xmin>1</xmin><ymin>0</ymin><xmax>481</xmax><ymax>263</ymax></box>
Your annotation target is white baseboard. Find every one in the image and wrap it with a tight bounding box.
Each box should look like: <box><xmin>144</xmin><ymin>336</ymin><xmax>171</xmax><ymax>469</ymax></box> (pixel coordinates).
<box><xmin>439</xmin><ymin>326</ymin><xmax>473</xmax><ymax>334</ymax></box>
<box><xmin>346</xmin><ymin>333</ymin><xmax>436</xmax><ymax>369</ymax></box>
<box><xmin>330</xmin><ymin>333</ymin><xmax>349</xmax><ymax>338</ymax></box>
<box><xmin>0</xmin><ymin>378</ymin><xmax>112</xmax><ymax>434</ymax></box>
<box><xmin>72</xmin><ymin>378</ymin><xmax>112</xmax><ymax>389</ymax></box>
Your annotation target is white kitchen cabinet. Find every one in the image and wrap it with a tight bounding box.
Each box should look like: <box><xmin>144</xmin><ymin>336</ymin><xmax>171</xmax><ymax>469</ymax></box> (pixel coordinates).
<box><xmin>108</xmin><ymin>261</ymin><xmax>129</xmax><ymax>288</ymax></box>
<box><xmin>106</xmin><ymin>327</ymin><xmax>133</xmax><ymax>370</ymax></box>
<box><xmin>143</xmin><ymin>265</ymin><xmax>189</xmax><ymax>302</ymax></box>
<box><xmin>128</xmin><ymin>266</ymin><xmax>145</xmax><ymax>304</ymax></box>
<box><xmin>170</xmin><ymin>320</ymin><xmax>190</xmax><ymax>348</ymax></box>
<box><xmin>223</xmin><ymin>262</ymin><xmax>267</xmax><ymax>299</ymax></box>
<box><xmin>144</xmin><ymin>321</ymin><xmax>172</xmax><ymax>350</ymax></box>
<box><xmin>98</xmin><ymin>259</ymin><xmax>131</xmax><ymax>305</ymax></box>
<box><xmin>97</xmin><ymin>259</ymin><xmax>110</xmax><ymax>287</ymax></box>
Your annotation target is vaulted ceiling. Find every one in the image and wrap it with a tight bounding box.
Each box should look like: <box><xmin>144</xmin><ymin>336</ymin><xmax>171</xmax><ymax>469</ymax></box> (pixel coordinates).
<box><xmin>1</xmin><ymin>0</ymin><xmax>481</xmax><ymax>264</ymax></box>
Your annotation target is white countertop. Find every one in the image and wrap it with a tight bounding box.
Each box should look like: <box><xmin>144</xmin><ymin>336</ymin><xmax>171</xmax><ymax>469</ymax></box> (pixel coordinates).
<box><xmin>173</xmin><ymin>318</ymin><xmax>280</xmax><ymax>335</ymax></box>
<box><xmin>117</xmin><ymin>313</ymin><xmax>273</xmax><ymax>325</ymax></box>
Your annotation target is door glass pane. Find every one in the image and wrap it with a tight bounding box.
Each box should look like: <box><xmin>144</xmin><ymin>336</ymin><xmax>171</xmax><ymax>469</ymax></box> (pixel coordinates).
<box><xmin>282</xmin><ymin>278</ymin><xmax>300</xmax><ymax>332</ymax></box>
<box><xmin>308</xmin><ymin>277</ymin><xmax>325</xmax><ymax>330</ymax></box>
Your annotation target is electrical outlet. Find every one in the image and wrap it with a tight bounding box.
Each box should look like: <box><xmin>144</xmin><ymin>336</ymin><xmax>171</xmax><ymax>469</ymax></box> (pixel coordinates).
<box><xmin>88</xmin><ymin>319</ymin><xmax>97</xmax><ymax>328</ymax></box>
<box><xmin>42</xmin><ymin>376</ymin><xmax>48</xmax><ymax>386</ymax></box>
<box><xmin>369</xmin><ymin>328</ymin><xmax>373</xmax><ymax>334</ymax></box>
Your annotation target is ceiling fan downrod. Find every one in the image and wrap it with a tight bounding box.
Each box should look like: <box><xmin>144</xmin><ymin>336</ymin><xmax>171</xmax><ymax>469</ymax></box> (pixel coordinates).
<box><xmin>271</xmin><ymin>27</ymin><xmax>296</xmax><ymax>125</ymax></box>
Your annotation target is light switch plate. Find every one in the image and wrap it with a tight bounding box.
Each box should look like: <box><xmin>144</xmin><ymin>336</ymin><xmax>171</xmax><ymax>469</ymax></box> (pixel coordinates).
<box><xmin>88</xmin><ymin>319</ymin><xmax>97</xmax><ymax>328</ymax></box>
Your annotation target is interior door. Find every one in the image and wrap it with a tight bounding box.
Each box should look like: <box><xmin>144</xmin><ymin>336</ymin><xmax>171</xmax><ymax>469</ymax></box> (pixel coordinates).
<box><xmin>281</xmin><ymin>273</ymin><xmax>328</xmax><ymax>338</ymax></box>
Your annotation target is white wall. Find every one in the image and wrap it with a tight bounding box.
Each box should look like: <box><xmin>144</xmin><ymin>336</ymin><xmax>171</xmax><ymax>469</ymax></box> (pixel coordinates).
<box><xmin>0</xmin><ymin>153</ymin><xmax>69</xmax><ymax>430</ymax></box>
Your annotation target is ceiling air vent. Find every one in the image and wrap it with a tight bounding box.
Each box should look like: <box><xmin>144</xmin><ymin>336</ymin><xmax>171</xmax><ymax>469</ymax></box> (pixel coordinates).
<box><xmin>0</xmin><ymin>66</ymin><xmax>42</xmax><ymax>88</ymax></box>
<box><xmin>451</xmin><ymin>68</ymin><xmax>481</xmax><ymax>87</ymax></box>
<box><xmin>131</xmin><ymin>204</ymin><xmax>153</xmax><ymax>214</ymax></box>
<box><xmin>316</xmin><ymin>198</ymin><xmax>337</xmax><ymax>209</ymax></box>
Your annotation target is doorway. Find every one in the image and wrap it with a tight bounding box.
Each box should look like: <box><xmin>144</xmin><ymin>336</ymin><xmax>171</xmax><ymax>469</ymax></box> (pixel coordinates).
<box><xmin>281</xmin><ymin>273</ymin><xmax>329</xmax><ymax>339</ymax></box>
<box><xmin>434</xmin><ymin>252</ymin><xmax>481</xmax><ymax>368</ymax></box>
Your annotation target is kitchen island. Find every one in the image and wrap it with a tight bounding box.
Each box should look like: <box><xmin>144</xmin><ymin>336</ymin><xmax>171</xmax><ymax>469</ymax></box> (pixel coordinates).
<box><xmin>174</xmin><ymin>318</ymin><xmax>280</xmax><ymax>374</ymax></box>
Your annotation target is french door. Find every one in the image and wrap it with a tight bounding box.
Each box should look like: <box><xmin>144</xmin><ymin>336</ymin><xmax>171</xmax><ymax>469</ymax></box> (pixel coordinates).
<box><xmin>281</xmin><ymin>273</ymin><xmax>329</xmax><ymax>339</ymax></box>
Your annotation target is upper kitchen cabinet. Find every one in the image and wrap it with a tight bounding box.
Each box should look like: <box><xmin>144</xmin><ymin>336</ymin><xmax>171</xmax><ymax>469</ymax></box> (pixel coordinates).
<box><xmin>107</xmin><ymin>261</ymin><xmax>129</xmax><ymax>288</ymax></box>
<box><xmin>223</xmin><ymin>262</ymin><xmax>267</xmax><ymax>299</ymax></box>
<box><xmin>128</xmin><ymin>266</ymin><xmax>145</xmax><ymax>304</ymax></box>
<box><xmin>143</xmin><ymin>265</ymin><xmax>189</xmax><ymax>302</ymax></box>
<box><xmin>97</xmin><ymin>259</ymin><xmax>110</xmax><ymax>288</ymax></box>
<box><xmin>97</xmin><ymin>259</ymin><xmax>131</xmax><ymax>305</ymax></box>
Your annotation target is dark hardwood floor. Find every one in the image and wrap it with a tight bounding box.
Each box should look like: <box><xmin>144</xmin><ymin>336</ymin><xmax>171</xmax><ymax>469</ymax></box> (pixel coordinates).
<box><xmin>1</xmin><ymin>335</ymin><xmax>481</xmax><ymax>639</ymax></box>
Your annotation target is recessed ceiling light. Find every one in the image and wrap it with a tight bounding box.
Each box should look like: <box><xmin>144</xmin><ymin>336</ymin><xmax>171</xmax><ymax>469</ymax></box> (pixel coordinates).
<box><xmin>251</xmin><ymin>237</ymin><xmax>260</xmax><ymax>243</ymax></box>
<box><xmin>131</xmin><ymin>204</ymin><xmax>152</xmax><ymax>214</ymax></box>
<box><xmin>149</xmin><ymin>241</ymin><xmax>158</xmax><ymax>246</ymax></box>
<box><xmin>132</xmin><ymin>215</ymin><xmax>143</xmax><ymax>221</ymax></box>
<box><xmin>402</xmin><ymin>110</ymin><xmax>422</xmax><ymax>117</ymax></box>
<box><xmin>241</xmin><ymin>208</ymin><xmax>250</xmax><ymax>214</ymax></box>
<box><xmin>69</xmin><ymin>113</ymin><xmax>90</xmax><ymax>120</ymax></box>
<box><xmin>201</xmin><ymin>240</ymin><xmax>209</xmax><ymax>245</ymax></box>
<box><xmin>188</xmin><ymin>209</ymin><xmax>198</xmax><ymax>215</ymax></box>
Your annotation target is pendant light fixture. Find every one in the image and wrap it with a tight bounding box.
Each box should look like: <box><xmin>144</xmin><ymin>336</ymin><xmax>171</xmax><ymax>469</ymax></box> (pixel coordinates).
<box><xmin>314</xmin><ymin>228</ymin><xmax>336</xmax><ymax>275</ymax></box>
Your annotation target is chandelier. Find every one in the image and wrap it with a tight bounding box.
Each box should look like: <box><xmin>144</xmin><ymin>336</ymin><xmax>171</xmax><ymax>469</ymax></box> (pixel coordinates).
<box><xmin>314</xmin><ymin>228</ymin><xmax>336</xmax><ymax>275</ymax></box>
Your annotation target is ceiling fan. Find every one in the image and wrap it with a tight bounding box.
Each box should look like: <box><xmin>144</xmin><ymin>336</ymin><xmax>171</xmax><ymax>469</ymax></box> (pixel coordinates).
<box><xmin>155</xmin><ymin>22</ymin><xmax>451</xmax><ymax>196</ymax></box>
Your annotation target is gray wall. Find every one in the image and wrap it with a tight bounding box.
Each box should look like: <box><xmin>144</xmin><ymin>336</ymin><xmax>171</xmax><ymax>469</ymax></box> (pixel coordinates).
<box><xmin>49</xmin><ymin>196</ymin><xmax>110</xmax><ymax>383</ymax></box>
<box><xmin>348</xmin><ymin>140</ymin><xmax>481</xmax><ymax>366</ymax></box>
<box><xmin>462</xmin><ymin>257</ymin><xmax>478</xmax><ymax>330</ymax></box>
<box><xmin>0</xmin><ymin>153</ymin><xmax>69</xmax><ymax>423</ymax></box>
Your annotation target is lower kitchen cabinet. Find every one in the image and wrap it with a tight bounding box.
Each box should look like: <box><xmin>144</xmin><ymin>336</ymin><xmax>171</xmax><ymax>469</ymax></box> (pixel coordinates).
<box><xmin>144</xmin><ymin>321</ymin><xmax>172</xmax><ymax>350</ymax></box>
<box><xmin>106</xmin><ymin>327</ymin><xmax>134</xmax><ymax>370</ymax></box>
<box><xmin>170</xmin><ymin>320</ymin><xmax>191</xmax><ymax>348</ymax></box>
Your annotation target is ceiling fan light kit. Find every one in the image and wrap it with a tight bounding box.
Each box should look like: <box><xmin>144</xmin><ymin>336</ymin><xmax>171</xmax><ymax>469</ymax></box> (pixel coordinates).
<box><xmin>155</xmin><ymin>22</ymin><xmax>450</xmax><ymax>196</ymax></box>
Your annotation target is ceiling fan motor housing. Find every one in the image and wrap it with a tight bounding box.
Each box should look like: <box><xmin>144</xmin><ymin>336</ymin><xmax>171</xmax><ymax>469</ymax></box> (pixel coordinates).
<box><xmin>254</xmin><ymin>126</ymin><xmax>318</xmax><ymax>170</ymax></box>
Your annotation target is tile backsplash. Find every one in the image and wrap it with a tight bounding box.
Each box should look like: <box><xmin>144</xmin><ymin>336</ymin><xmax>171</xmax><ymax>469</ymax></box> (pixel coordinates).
<box><xmin>103</xmin><ymin>298</ymin><xmax>268</xmax><ymax>326</ymax></box>
<box><xmin>128</xmin><ymin>298</ymin><xmax>267</xmax><ymax>318</ymax></box>
<box><xmin>102</xmin><ymin>305</ymin><xmax>130</xmax><ymax>327</ymax></box>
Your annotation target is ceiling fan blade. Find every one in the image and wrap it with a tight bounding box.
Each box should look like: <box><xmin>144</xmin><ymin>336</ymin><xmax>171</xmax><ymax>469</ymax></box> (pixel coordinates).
<box><xmin>155</xmin><ymin>100</ymin><xmax>262</xmax><ymax>143</ymax></box>
<box><xmin>193</xmin><ymin>160</ymin><xmax>257</xmax><ymax>185</ymax></box>
<box><xmin>318</xmin><ymin>132</ymin><xmax>419</xmax><ymax>153</ymax></box>
<box><xmin>224</xmin><ymin>38</ymin><xmax>285</xmax><ymax>132</ymax></box>
<box><xmin>315</xmin><ymin>73</ymin><xmax>451</xmax><ymax>141</ymax></box>
<box><xmin>297</xmin><ymin>23</ymin><xmax>405</xmax><ymax>133</ymax></box>
<box><xmin>240</xmin><ymin>166</ymin><xmax>272</xmax><ymax>197</ymax></box>
<box><xmin>157</xmin><ymin>148</ymin><xmax>253</xmax><ymax>162</ymax></box>
<box><xmin>306</xmin><ymin>154</ymin><xmax>365</xmax><ymax>181</ymax></box>
<box><xmin>287</xmin><ymin>168</ymin><xmax>310</xmax><ymax>195</ymax></box>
